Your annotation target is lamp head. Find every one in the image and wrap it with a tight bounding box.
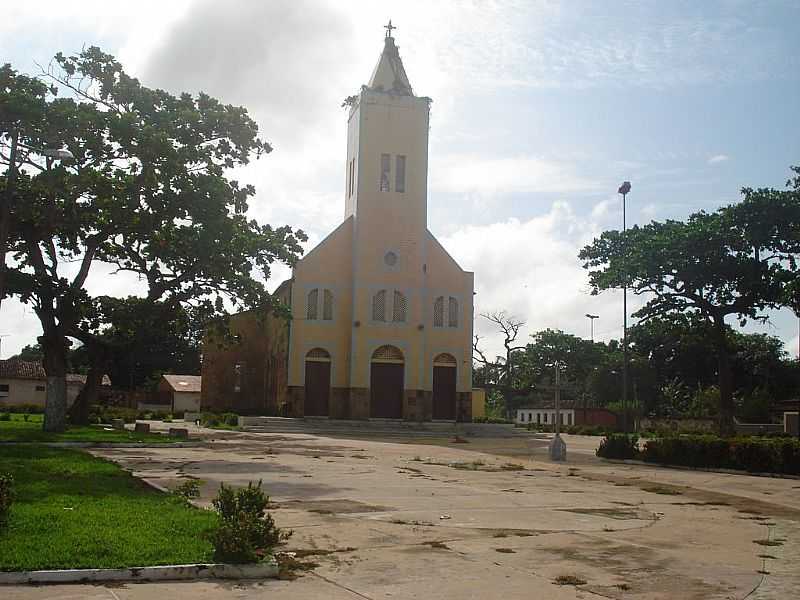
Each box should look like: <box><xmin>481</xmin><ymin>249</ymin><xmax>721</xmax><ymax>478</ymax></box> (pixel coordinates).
<box><xmin>618</xmin><ymin>181</ymin><xmax>631</xmax><ymax>195</ymax></box>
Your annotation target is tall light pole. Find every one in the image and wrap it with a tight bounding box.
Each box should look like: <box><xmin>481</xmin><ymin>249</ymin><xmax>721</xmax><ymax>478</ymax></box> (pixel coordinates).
<box><xmin>585</xmin><ymin>313</ymin><xmax>599</xmax><ymax>342</ymax></box>
<box><xmin>618</xmin><ymin>181</ymin><xmax>631</xmax><ymax>433</ymax></box>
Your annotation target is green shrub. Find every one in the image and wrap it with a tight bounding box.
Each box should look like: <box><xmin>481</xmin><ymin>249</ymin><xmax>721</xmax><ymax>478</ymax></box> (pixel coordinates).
<box><xmin>642</xmin><ymin>435</ymin><xmax>730</xmax><ymax>469</ymax></box>
<box><xmin>201</xmin><ymin>412</ymin><xmax>221</xmax><ymax>427</ymax></box>
<box><xmin>0</xmin><ymin>473</ymin><xmax>12</xmax><ymax>529</ymax></box>
<box><xmin>473</xmin><ymin>416</ymin><xmax>512</xmax><ymax>424</ymax></box>
<box><xmin>88</xmin><ymin>406</ymin><xmax>138</xmax><ymax>424</ymax></box>
<box><xmin>641</xmin><ymin>435</ymin><xmax>800</xmax><ymax>475</ymax></box>
<box><xmin>596</xmin><ymin>434</ymin><xmax>639</xmax><ymax>459</ymax></box>
<box><xmin>172</xmin><ymin>479</ymin><xmax>201</xmax><ymax>504</ymax></box>
<box><xmin>1</xmin><ymin>404</ymin><xmax>45</xmax><ymax>415</ymax></box>
<box><xmin>0</xmin><ymin>413</ymin><xmax>10</xmax><ymax>422</ymax></box>
<box><xmin>207</xmin><ymin>480</ymin><xmax>290</xmax><ymax>563</ymax></box>
<box><xmin>222</xmin><ymin>413</ymin><xmax>239</xmax><ymax>427</ymax></box>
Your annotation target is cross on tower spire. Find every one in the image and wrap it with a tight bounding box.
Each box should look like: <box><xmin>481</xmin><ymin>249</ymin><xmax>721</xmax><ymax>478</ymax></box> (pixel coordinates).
<box><xmin>384</xmin><ymin>20</ymin><xmax>396</xmax><ymax>38</ymax></box>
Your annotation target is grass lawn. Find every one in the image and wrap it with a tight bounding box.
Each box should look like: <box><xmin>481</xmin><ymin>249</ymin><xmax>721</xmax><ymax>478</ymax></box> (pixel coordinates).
<box><xmin>0</xmin><ymin>413</ymin><xmax>176</xmax><ymax>443</ymax></box>
<box><xmin>0</xmin><ymin>445</ymin><xmax>217</xmax><ymax>570</ymax></box>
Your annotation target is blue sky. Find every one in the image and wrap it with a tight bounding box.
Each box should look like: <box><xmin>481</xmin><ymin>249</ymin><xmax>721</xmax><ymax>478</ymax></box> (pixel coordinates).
<box><xmin>1</xmin><ymin>0</ymin><xmax>799</xmax><ymax>359</ymax></box>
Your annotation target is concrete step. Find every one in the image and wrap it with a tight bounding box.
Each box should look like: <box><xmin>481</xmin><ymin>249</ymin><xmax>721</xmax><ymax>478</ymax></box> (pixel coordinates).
<box><xmin>238</xmin><ymin>416</ymin><xmax>528</xmax><ymax>438</ymax></box>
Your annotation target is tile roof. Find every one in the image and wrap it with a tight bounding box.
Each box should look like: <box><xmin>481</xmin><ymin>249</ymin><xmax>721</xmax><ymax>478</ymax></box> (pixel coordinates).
<box><xmin>161</xmin><ymin>374</ymin><xmax>202</xmax><ymax>393</ymax></box>
<box><xmin>0</xmin><ymin>359</ymin><xmax>110</xmax><ymax>385</ymax></box>
<box><xmin>0</xmin><ymin>359</ymin><xmax>45</xmax><ymax>379</ymax></box>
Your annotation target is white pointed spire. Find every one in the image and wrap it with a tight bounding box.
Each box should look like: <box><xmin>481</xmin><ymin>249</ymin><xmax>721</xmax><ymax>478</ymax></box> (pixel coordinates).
<box><xmin>368</xmin><ymin>23</ymin><xmax>413</xmax><ymax>96</ymax></box>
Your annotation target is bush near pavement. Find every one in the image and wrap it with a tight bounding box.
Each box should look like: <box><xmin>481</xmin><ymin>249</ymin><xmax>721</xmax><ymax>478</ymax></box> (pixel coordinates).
<box><xmin>200</xmin><ymin>412</ymin><xmax>239</xmax><ymax>428</ymax></box>
<box><xmin>596</xmin><ymin>433</ymin><xmax>800</xmax><ymax>475</ymax></box>
<box><xmin>207</xmin><ymin>480</ymin><xmax>290</xmax><ymax>563</ymax></box>
<box><xmin>642</xmin><ymin>435</ymin><xmax>800</xmax><ymax>475</ymax></box>
<box><xmin>596</xmin><ymin>434</ymin><xmax>640</xmax><ymax>459</ymax></box>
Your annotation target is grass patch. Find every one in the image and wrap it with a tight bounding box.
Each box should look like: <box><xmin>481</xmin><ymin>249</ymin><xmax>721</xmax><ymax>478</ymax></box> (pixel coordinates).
<box><xmin>554</xmin><ymin>574</ymin><xmax>587</xmax><ymax>586</ymax></box>
<box><xmin>0</xmin><ymin>446</ymin><xmax>217</xmax><ymax>570</ymax></box>
<box><xmin>642</xmin><ymin>485</ymin><xmax>683</xmax><ymax>496</ymax></box>
<box><xmin>0</xmin><ymin>414</ymin><xmax>174</xmax><ymax>444</ymax></box>
<box><xmin>753</xmin><ymin>539</ymin><xmax>783</xmax><ymax>547</ymax></box>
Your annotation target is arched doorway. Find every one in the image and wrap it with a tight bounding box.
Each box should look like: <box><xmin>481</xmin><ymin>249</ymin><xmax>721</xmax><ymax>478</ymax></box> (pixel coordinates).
<box><xmin>370</xmin><ymin>345</ymin><xmax>404</xmax><ymax>419</ymax></box>
<box><xmin>432</xmin><ymin>353</ymin><xmax>457</xmax><ymax>420</ymax></box>
<box><xmin>304</xmin><ymin>348</ymin><xmax>331</xmax><ymax>417</ymax></box>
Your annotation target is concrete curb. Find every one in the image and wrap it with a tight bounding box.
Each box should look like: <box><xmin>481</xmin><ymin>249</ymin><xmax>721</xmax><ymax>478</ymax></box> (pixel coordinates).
<box><xmin>0</xmin><ymin>559</ymin><xmax>279</xmax><ymax>585</ymax></box>
<box><xmin>0</xmin><ymin>441</ymin><xmax>203</xmax><ymax>448</ymax></box>
<box><xmin>601</xmin><ymin>457</ymin><xmax>800</xmax><ymax>480</ymax></box>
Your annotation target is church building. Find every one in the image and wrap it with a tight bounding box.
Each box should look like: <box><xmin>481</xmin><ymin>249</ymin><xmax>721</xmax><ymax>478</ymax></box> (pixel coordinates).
<box><xmin>202</xmin><ymin>27</ymin><xmax>475</xmax><ymax>421</ymax></box>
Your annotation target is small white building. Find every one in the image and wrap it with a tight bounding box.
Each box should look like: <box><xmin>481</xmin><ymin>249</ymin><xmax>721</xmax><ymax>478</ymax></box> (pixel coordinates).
<box><xmin>516</xmin><ymin>407</ymin><xmax>575</xmax><ymax>427</ymax></box>
<box><xmin>0</xmin><ymin>359</ymin><xmax>109</xmax><ymax>407</ymax></box>
<box><xmin>157</xmin><ymin>374</ymin><xmax>202</xmax><ymax>414</ymax></box>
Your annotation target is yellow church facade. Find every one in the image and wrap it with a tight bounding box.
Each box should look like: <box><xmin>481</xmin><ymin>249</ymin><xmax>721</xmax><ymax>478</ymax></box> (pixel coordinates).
<box><xmin>202</xmin><ymin>30</ymin><xmax>474</xmax><ymax>421</ymax></box>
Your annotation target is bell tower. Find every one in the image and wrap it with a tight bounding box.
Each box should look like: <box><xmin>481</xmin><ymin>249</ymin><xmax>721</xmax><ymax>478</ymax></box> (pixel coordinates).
<box><xmin>344</xmin><ymin>23</ymin><xmax>431</xmax><ymax>288</ymax></box>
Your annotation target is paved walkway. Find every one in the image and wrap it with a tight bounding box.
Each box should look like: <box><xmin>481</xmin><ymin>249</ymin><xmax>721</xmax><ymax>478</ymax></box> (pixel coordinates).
<box><xmin>4</xmin><ymin>426</ymin><xmax>799</xmax><ymax>599</ymax></box>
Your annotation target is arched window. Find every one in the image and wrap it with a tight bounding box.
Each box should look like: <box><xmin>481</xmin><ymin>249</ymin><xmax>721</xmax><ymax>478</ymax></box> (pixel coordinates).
<box><xmin>322</xmin><ymin>289</ymin><xmax>334</xmax><ymax>321</ymax></box>
<box><xmin>372</xmin><ymin>289</ymin><xmax>387</xmax><ymax>322</ymax></box>
<box><xmin>433</xmin><ymin>352</ymin><xmax>457</xmax><ymax>366</ymax></box>
<box><xmin>448</xmin><ymin>296</ymin><xmax>459</xmax><ymax>328</ymax></box>
<box><xmin>306</xmin><ymin>347</ymin><xmax>331</xmax><ymax>361</ymax></box>
<box><xmin>393</xmin><ymin>290</ymin><xmax>407</xmax><ymax>322</ymax></box>
<box><xmin>372</xmin><ymin>345</ymin><xmax>404</xmax><ymax>362</ymax></box>
<box><xmin>307</xmin><ymin>288</ymin><xmax>319</xmax><ymax>320</ymax></box>
<box><xmin>433</xmin><ymin>296</ymin><xmax>444</xmax><ymax>327</ymax></box>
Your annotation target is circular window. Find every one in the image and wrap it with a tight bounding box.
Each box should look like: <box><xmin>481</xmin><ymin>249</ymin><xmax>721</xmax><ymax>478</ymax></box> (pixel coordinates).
<box><xmin>384</xmin><ymin>251</ymin><xmax>398</xmax><ymax>267</ymax></box>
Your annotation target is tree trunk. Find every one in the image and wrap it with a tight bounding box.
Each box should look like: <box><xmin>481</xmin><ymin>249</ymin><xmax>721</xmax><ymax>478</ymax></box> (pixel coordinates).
<box><xmin>713</xmin><ymin>319</ymin><xmax>735</xmax><ymax>437</ymax></box>
<box><xmin>0</xmin><ymin>129</ymin><xmax>19</xmax><ymax>312</ymax></box>
<box><xmin>41</xmin><ymin>334</ymin><xmax>68</xmax><ymax>433</ymax></box>
<box><xmin>68</xmin><ymin>366</ymin><xmax>103</xmax><ymax>425</ymax></box>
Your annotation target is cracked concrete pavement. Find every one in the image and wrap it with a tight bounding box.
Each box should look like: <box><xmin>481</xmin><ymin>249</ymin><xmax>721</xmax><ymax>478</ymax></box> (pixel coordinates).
<box><xmin>4</xmin><ymin>425</ymin><xmax>799</xmax><ymax>599</ymax></box>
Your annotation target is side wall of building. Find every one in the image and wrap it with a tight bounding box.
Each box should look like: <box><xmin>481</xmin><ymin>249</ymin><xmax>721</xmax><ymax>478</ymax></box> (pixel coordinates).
<box><xmin>201</xmin><ymin>297</ymin><xmax>291</xmax><ymax>415</ymax></box>
<box><xmin>0</xmin><ymin>378</ymin><xmax>81</xmax><ymax>407</ymax></box>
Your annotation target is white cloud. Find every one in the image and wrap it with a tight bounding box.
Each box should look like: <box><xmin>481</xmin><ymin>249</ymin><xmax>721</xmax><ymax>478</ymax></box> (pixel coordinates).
<box><xmin>708</xmin><ymin>154</ymin><xmax>730</xmax><ymax>165</ymax></box>
<box><xmin>439</xmin><ymin>201</ymin><xmax>635</xmax><ymax>357</ymax></box>
<box><xmin>430</xmin><ymin>155</ymin><xmax>602</xmax><ymax>196</ymax></box>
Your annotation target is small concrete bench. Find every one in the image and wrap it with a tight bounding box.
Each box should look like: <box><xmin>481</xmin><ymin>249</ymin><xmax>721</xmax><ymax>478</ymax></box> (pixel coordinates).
<box><xmin>168</xmin><ymin>428</ymin><xmax>189</xmax><ymax>439</ymax></box>
<box><xmin>111</xmin><ymin>419</ymin><xmax>126</xmax><ymax>430</ymax></box>
<box><xmin>134</xmin><ymin>422</ymin><xmax>151</xmax><ymax>434</ymax></box>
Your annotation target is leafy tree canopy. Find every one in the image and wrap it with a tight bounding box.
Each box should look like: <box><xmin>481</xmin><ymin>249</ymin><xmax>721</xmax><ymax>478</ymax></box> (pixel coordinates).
<box><xmin>1</xmin><ymin>48</ymin><xmax>306</xmax><ymax>430</ymax></box>
<box><xmin>579</xmin><ymin>166</ymin><xmax>800</xmax><ymax>434</ymax></box>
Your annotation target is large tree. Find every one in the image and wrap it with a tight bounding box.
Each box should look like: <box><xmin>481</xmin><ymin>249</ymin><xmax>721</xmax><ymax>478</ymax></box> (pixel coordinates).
<box><xmin>580</xmin><ymin>168</ymin><xmax>800</xmax><ymax>435</ymax></box>
<box><xmin>2</xmin><ymin>48</ymin><xmax>305</xmax><ymax>431</ymax></box>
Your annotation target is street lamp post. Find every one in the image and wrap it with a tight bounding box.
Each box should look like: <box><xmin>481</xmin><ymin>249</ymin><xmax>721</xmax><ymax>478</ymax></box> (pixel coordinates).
<box><xmin>585</xmin><ymin>313</ymin><xmax>599</xmax><ymax>342</ymax></box>
<box><xmin>549</xmin><ymin>361</ymin><xmax>567</xmax><ymax>461</ymax></box>
<box><xmin>618</xmin><ymin>181</ymin><xmax>631</xmax><ymax>433</ymax></box>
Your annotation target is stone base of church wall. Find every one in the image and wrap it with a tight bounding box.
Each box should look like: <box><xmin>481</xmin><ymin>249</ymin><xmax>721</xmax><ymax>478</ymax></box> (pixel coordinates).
<box><xmin>329</xmin><ymin>388</ymin><xmax>351</xmax><ymax>419</ymax></box>
<box><xmin>347</xmin><ymin>388</ymin><xmax>370</xmax><ymax>420</ymax></box>
<box><xmin>284</xmin><ymin>386</ymin><xmax>469</xmax><ymax>422</ymax></box>
<box><xmin>456</xmin><ymin>392</ymin><xmax>473</xmax><ymax>422</ymax></box>
<box><xmin>286</xmin><ymin>386</ymin><xmax>305</xmax><ymax>418</ymax></box>
<box><xmin>403</xmin><ymin>390</ymin><xmax>432</xmax><ymax>422</ymax></box>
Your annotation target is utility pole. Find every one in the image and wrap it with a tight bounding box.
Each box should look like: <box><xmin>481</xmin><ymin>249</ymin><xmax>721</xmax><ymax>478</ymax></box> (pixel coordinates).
<box><xmin>618</xmin><ymin>181</ymin><xmax>631</xmax><ymax>433</ymax></box>
<box><xmin>549</xmin><ymin>361</ymin><xmax>567</xmax><ymax>461</ymax></box>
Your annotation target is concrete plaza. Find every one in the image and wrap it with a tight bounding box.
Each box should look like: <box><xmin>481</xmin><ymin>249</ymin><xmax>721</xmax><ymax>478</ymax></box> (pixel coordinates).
<box><xmin>4</xmin><ymin>425</ymin><xmax>799</xmax><ymax>599</ymax></box>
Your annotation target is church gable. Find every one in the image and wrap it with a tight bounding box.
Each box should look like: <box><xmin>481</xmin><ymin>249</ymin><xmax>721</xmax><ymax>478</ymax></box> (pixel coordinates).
<box><xmin>294</xmin><ymin>215</ymin><xmax>353</xmax><ymax>278</ymax></box>
<box><xmin>425</xmin><ymin>230</ymin><xmax>471</xmax><ymax>278</ymax></box>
